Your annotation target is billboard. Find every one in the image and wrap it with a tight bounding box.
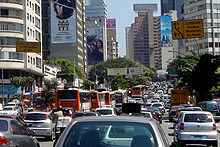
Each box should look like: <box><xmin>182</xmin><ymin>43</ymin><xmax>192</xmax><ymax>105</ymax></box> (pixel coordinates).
<box><xmin>51</xmin><ymin>0</ymin><xmax>76</xmax><ymax>43</ymax></box>
<box><xmin>87</xmin><ymin>27</ymin><xmax>104</xmax><ymax>65</ymax></box>
<box><xmin>0</xmin><ymin>85</ymin><xmax>21</xmax><ymax>95</ymax></box>
<box><xmin>106</xmin><ymin>19</ymin><xmax>116</xmax><ymax>29</ymax></box>
<box><xmin>160</xmin><ymin>16</ymin><xmax>173</xmax><ymax>47</ymax></box>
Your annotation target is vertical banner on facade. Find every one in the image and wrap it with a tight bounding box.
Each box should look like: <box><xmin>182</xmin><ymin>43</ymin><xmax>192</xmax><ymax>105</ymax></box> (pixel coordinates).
<box><xmin>160</xmin><ymin>16</ymin><xmax>173</xmax><ymax>47</ymax></box>
<box><xmin>106</xmin><ymin>19</ymin><xmax>116</xmax><ymax>29</ymax></box>
<box><xmin>51</xmin><ymin>0</ymin><xmax>76</xmax><ymax>43</ymax></box>
<box><xmin>87</xmin><ymin>27</ymin><xmax>104</xmax><ymax>65</ymax></box>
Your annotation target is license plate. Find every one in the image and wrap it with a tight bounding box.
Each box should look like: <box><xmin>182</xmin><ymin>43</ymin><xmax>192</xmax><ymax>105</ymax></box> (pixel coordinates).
<box><xmin>194</xmin><ymin>135</ymin><xmax>203</xmax><ymax>138</ymax></box>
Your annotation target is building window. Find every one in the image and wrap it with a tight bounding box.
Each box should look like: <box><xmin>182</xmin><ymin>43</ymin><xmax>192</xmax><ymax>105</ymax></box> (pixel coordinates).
<box><xmin>32</xmin><ymin>3</ymin><xmax>34</xmax><ymax>10</ymax></box>
<box><xmin>1</xmin><ymin>9</ymin><xmax>8</xmax><ymax>15</ymax></box>
<box><xmin>27</xmin><ymin>13</ymin><xmax>29</xmax><ymax>20</ymax></box>
<box><xmin>28</xmin><ymin>56</ymin><xmax>30</xmax><ymax>63</ymax></box>
<box><xmin>27</xmin><ymin>0</ymin><xmax>29</xmax><ymax>6</ymax></box>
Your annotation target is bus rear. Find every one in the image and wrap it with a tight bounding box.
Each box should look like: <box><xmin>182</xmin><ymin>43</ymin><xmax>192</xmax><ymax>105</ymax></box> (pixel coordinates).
<box><xmin>33</xmin><ymin>92</ymin><xmax>50</xmax><ymax>110</ymax></box>
<box><xmin>131</xmin><ymin>86</ymin><xmax>142</xmax><ymax>97</ymax></box>
<box><xmin>56</xmin><ymin>89</ymin><xmax>80</xmax><ymax>111</ymax></box>
<box><xmin>90</xmin><ymin>91</ymin><xmax>99</xmax><ymax>111</ymax></box>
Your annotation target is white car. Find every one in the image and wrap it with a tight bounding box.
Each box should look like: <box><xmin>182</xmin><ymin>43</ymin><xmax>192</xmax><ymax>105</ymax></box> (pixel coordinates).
<box><xmin>135</xmin><ymin>98</ymin><xmax>144</xmax><ymax>105</ymax></box>
<box><xmin>95</xmin><ymin>108</ymin><xmax>117</xmax><ymax>116</ymax></box>
<box><xmin>0</xmin><ymin>106</ymin><xmax>19</xmax><ymax>115</ymax></box>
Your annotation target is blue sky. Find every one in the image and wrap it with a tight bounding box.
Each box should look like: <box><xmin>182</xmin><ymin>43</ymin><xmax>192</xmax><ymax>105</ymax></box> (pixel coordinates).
<box><xmin>105</xmin><ymin>0</ymin><xmax>161</xmax><ymax>57</ymax></box>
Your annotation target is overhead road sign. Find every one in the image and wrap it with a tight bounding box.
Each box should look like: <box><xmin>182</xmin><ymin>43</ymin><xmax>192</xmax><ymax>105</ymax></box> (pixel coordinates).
<box><xmin>172</xmin><ymin>19</ymin><xmax>204</xmax><ymax>39</ymax></box>
<box><xmin>107</xmin><ymin>68</ymin><xmax>127</xmax><ymax>76</ymax></box>
<box><xmin>16</xmin><ymin>42</ymin><xmax>41</xmax><ymax>53</ymax></box>
<box><xmin>129</xmin><ymin>67</ymin><xmax>143</xmax><ymax>75</ymax></box>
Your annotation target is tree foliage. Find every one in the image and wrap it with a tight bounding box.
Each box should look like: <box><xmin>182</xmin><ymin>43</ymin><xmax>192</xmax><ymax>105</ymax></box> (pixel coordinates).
<box><xmin>10</xmin><ymin>76</ymin><xmax>34</xmax><ymax>94</ymax></box>
<box><xmin>88</xmin><ymin>58</ymin><xmax>156</xmax><ymax>90</ymax></box>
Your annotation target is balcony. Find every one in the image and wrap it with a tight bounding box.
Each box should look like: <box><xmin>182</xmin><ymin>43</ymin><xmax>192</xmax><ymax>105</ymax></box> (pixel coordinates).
<box><xmin>0</xmin><ymin>51</ymin><xmax>24</xmax><ymax>69</ymax></box>
<box><xmin>0</xmin><ymin>0</ymin><xmax>23</xmax><ymax>10</ymax></box>
<box><xmin>0</xmin><ymin>30</ymin><xmax>23</xmax><ymax>38</ymax></box>
<box><xmin>0</xmin><ymin>15</ymin><xmax>23</xmax><ymax>24</ymax></box>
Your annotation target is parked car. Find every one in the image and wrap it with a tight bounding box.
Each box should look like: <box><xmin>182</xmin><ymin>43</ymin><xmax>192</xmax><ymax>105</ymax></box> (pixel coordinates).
<box><xmin>0</xmin><ymin>117</ymin><xmax>39</xmax><ymax>147</ymax></box>
<box><xmin>174</xmin><ymin>111</ymin><xmax>218</xmax><ymax>146</ymax></box>
<box><xmin>0</xmin><ymin>106</ymin><xmax>19</xmax><ymax>116</ymax></box>
<box><xmin>55</xmin><ymin>116</ymin><xmax>170</xmax><ymax>147</ymax></box>
<box><xmin>24</xmin><ymin>112</ymin><xmax>57</xmax><ymax>140</ymax></box>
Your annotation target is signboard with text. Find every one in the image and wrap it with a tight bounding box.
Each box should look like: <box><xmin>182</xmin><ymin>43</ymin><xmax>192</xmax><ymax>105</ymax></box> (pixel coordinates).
<box><xmin>16</xmin><ymin>42</ymin><xmax>41</xmax><ymax>53</ymax></box>
<box><xmin>129</xmin><ymin>67</ymin><xmax>143</xmax><ymax>75</ymax></box>
<box><xmin>107</xmin><ymin>68</ymin><xmax>127</xmax><ymax>76</ymax></box>
<box><xmin>172</xmin><ymin>19</ymin><xmax>204</xmax><ymax>39</ymax></box>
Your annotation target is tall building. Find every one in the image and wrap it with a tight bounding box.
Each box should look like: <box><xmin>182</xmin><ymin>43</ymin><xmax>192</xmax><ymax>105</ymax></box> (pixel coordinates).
<box><xmin>161</xmin><ymin>0</ymin><xmax>175</xmax><ymax>15</ymax></box>
<box><xmin>0</xmin><ymin>0</ymin><xmax>43</xmax><ymax>99</ymax></box>
<box><xmin>125</xmin><ymin>27</ymin><xmax>134</xmax><ymax>60</ymax></box>
<box><xmin>85</xmin><ymin>0</ymin><xmax>107</xmax><ymax>67</ymax></box>
<box><xmin>106</xmin><ymin>18</ymin><xmax>118</xmax><ymax>60</ymax></box>
<box><xmin>153</xmin><ymin>16</ymin><xmax>160</xmax><ymax>70</ymax></box>
<box><xmin>184</xmin><ymin>0</ymin><xmax>220</xmax><ymax>55</ymax></box>
<box><xmin>42</xmin><ymin>0</ymin><xmax>86</xmax><ymax>72</ymax></box>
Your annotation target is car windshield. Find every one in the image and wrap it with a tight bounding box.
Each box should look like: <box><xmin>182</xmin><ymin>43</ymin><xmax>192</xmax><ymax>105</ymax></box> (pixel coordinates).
<box><xmin>0</xmin><ymin>120</ymin><xmax>8</xmax><ymax>131</ymax></box>
<box><xmin>152</xmin><ymin>104</ymin><xmax>162</xmax><ymax>107</ymax></box>
<box><xmin>96</xmin><ymin>110</ymin><xmax>113</xmax><ymax>115</ymax></box>
<box><xmin>25</xmin><ymin>113</ymin><xmax>47</xmax><ymax>120</ymax></box>
<box><xmin>63</xmin><ymin>122</ymin><xmax>158</xmax><ymax>147</ymax></box>
<box><xmin>3</xmin><ymin>107</ymin><xmax>13</xmax><ymax>111</ymax></box>
<box><xmin>184</xmin><ymin>114</ymin><xmax>213</xmax><ymax>122</ymax></box>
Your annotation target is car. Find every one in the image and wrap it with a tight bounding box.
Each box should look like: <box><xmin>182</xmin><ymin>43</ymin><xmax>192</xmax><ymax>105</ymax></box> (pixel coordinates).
<box><xmin>130</xmin><ymin>111</ymin><xmax>153</xmax><ymax>118</ymax></box>
<box><xmin>72</xmin><ymin>111</ymin><xmax>99</xmax><ymax>118</ymax></box>
<box><xmin>100</xmin><ymin>105</ymin><xmax>111</xmax><ymax>108</ymax></box>
<box><xmin>151</xmin><ymin>100</ymin><xmax>160</xmax><ymax>103</ymax></box>
<box><xmin>6</xmin><ymin>101</ymin><xmax>23</xmax><ymax>115</ymax></box>
<box><xmin>174</xmin><ymin>111</ymin><xmax>218</xmax><ymax>146</ymax></box>
<box><xmin>169</xmin><ymin>105</ymin><xmax>184</xmax><ymax>122</ymax></box>
<box><xmin>0</xmin><ymin>117</ymin><xmax>39</xmax><ymax>147</ymax></box>
<box><xmin>95</xmin><ymin>107</ymin><xmax>117</xmax><ymax>116</ymax></box>
<box><xmin>162</xmin><ymin>94</ymin><xmax>170</xmax><ymax>103</ymax></box>
<box><xmin>24</xmin><ymin>111</ymin><xmax>57</xmax><ymax>140</ymax></box>
<box><xmin>135</xmin><ymin>98</ymin><xmax>144</xmax><ymax>105</ymax></box>
<box><xmin>55</xmin><ymin>116</ymin><xmax>170</xmax><ymax>147</ymax></box>
<box><xmin>115</xmin><ymin>103</ymin><xmax>122</xmax><ymax>110</ymax></box>
<box><xmin>175</xmin><ymin>107</ymin><xmax>202</xmax><ymax>119</ymax></box>
<box><xmin>0</xmin><ymin>106</ymin><xmax>19</xmax><ymax>115</ymax></box>
<box><xmin>128</xmin><ymin>100</ymin><xmax>136</xmax><ymax>103</ymax></box>
<box><xmin>151</xmin><ymin>102</ymin><xmax>165</xmax><ymax>114</ymax></box>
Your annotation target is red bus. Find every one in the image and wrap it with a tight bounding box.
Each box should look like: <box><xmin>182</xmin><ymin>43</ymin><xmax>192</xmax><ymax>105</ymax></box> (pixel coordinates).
<box><xmin>32</xmin><ymin>92</ymin><xmax>51</xmax><ymax>110</ymax></box>
<box><xmin>131</xmin><ymin>85</ymin><xmax>146</xmax><ymax>97</ymax></box>
<box><xmin>114</xmin><ymin>90</ymin><xmax>128</xmax><ymax>104</ymax></box>
<box><xmin>90</xmin><ymin>91</ymin><xmax>100</xmax><ymax>111</ymax></box>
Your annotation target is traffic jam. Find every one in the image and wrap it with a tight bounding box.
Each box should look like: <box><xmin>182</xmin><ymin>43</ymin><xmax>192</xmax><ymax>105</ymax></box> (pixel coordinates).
<box><xmin>0</xmin><ymin>83</ymin><xmax>219</xmax><ymax>147</ymax></box>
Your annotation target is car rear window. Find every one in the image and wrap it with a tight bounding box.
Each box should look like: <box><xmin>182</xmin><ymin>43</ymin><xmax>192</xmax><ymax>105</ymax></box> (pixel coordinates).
<box><xmin>3</xmin><ymin>107</ymin><xmax>13</xmax><ymax>110</ymax></box>
<box><xmin>184</xmin><ymin>114</ymin><xmax>212</xmax><ymax>122</ymax></box>
<box><xmin>63</xmin><ymin>122</ymin><xmax>158</xmax><ymax>147</ymax></box>
<box><xmin>96</xmin><ymin>110</ymin><xmax>112</xmax><ymax>115</ymax></box>
<box><xmin>0</xmin><ymin>120</ymin><xmax>8</xmax><ymax>131</ymax></box>
<box><xmin>152</xmin><ymin>104</ymin><xmax>162</xmax><ymax>107</ymax></box>
<box><xmin>25</xmin><ymin>113</ymin><xmax>46</xmax><ymax>120</ymax></box>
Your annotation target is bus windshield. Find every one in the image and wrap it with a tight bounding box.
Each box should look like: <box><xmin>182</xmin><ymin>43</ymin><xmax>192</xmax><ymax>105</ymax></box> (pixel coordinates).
<box><xmin>57</xmin><ymin>90</ymin><xmax>77</xmax><ymax>101</ymax></box>
<box><xmin>132</xmin><ymin>87</ymin><xmax>140</xmax><ymax>92</ymax></box>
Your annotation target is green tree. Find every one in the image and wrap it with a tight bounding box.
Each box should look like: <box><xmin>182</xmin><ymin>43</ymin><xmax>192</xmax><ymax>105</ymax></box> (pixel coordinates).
<box><xmin>88</xmin><ymin>58</ymin><xmax>156</xmax><ymax>90</ymax></box>
<box><xmin>10</xmin><ymin>76</ymin><xmax>34</xmax><ymax>95</ymax></box>
<box><xmin>41</xmin><ymin>78</ymin><xmax>58</xmax><ymax>107</ymax></box>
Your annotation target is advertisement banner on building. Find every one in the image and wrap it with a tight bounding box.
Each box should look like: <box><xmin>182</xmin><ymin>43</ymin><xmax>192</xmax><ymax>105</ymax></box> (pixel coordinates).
<box><xmin>0</xmin><ymin>85</ymin><xmax>21</xmax><ymax>95</ymax></box>
<box><xmin>160</xmin><ymin>16</ymin><xmax>173</xmax><ymax>47</ymax></box>
<box><xmin>87</xmin><ymin>27</ymin><xmax>104</xmax><ymax>65</ymax></box>
<box><xmin>51</xmin><ymin>0</ymin><xmax>76</xmax><ymax>43</ymax></box>
<box><xmin>106</xmin><ymin>19</ymin><xmax>116</xmax><ymax>29</ymax></box>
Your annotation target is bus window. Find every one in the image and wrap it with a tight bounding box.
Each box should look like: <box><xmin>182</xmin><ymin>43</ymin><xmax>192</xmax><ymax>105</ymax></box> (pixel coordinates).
<box><xmin>57</xmin><ymin>90</ymin><xmax>77</xmax><ymax>101</ymax></box>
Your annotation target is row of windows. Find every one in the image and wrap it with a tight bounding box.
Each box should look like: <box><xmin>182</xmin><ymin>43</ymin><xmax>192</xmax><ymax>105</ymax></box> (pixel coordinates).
<box><xmin>27</xmin><ymin>28</ymin><xmax>41</xmax><ymax>40</ymax></box>
<box><xmin>0</xmin><ymin>23</ymin><xmax>23</xmax><ymax>32</ymax></box>
<box><xmin>28</xmin><ymin>56</ymin><xmax>41</xmax><ymax>68</ymax></box>
<box><xmin>27</xmin><ymin>0</ymin><xmax>40</xmax><ymax>16</ymax></box>
<box><xmin>0</xmin><ymin>52</ymin><xmax>23</xmax><ymax>60</ymax></box>
<box><xmin>186</xmin><ymin>42</ymin><xmax>220</xmax><ymax>51</ymax></box>
<box><xmin>27</xmin><ymin>13</ymin><xmax>40</xmax><ymax>28</ymax></box>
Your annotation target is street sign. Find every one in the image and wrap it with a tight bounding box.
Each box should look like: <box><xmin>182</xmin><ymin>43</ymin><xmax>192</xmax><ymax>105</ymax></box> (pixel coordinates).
<box><xmin>129</xmin><ymin>67</ymin><xmax>143</xmax><ymax>75</ymax></box>
<box><xmin>16</xmin><ymin>42</ymin><xmax>41</xmax><ymax>53</ymax></box>
<box><xmin>107</xmin><ymin>68</ymin><xmax>127</xmax><ymax>76</ymax></box>
<box><xmin>172</xmin><ymin>19</ymin><xmax>204</xmax><ymax>39</ymax></box>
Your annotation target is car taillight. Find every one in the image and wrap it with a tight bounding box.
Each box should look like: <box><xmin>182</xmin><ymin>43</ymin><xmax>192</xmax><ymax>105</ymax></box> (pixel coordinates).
<box><xmin>154</xmin><ymin>117</ymin><xmax>158</xmax><ymax>120</ymax></box>
<box><xmin>177</xmin><ymin>110</ymin><xmax>180</xmax><ymax>115</ymax></box>
<box><xmin>23</xmin><ymin>114</ymin><xmax>27</xmax><ymax>120</ymax></box>
<box><xmin>213</xmin><ymin>124</ymin><xmax>217</xmax><ymax>130</ymax></box>
<box><xmin>179</xmin><ymin>123</ymin><xmax>184</xmax><ymax>130</ymax></box>
<box><xmin>46</xmin><ymin>114</ymin><xmax>50</xmax><ymax>120</ymax></box>
<box><xmin>0</xmin><ymin>136</ymin><xmax>8</xmax><ymax>144</ymax></box>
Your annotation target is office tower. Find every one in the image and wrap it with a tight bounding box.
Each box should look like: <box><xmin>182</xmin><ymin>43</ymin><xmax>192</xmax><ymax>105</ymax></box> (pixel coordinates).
<box><xmin>184</xmin><ymin>0</ymin><xmax>220</xmax><ymax>55</ymax></box>
<box><xmin>161</xmin><ymin>0</ymin><xmax>175</xmax><ymax>15</ymax></box>
<box><xmin>106</xmin><ymin>18</ymin><xmax>118</xmax><ymax>60</ymax></box>
<box><xmin>42</xmin><ymin>0</ymin><xmax>86</xmax><ymax>72</ymax></box>
<box><xmin>85</xmin><ymin>0</ymin><xmax>107</xmax><ymax>66</ymax></box>
<box><xmin>125</xmin><ymin>27</ymin><xmax>134</xmax><ymax>60</ymax></box>
<box><xmin>0</xmin><ymin>0</ymin><xmax>43</xmax><ymax>98</ymax></box>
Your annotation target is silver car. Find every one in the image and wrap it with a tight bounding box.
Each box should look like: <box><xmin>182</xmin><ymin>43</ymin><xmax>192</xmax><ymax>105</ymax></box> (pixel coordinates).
<box><xmin>55</xmin><ymin>116</ymin><xmax>170</xmax><ymax>147</ymax></box>
<box><xmin>24</xmin><ymin>111</ymin><xmax>57</xmax><ymax>140</ymax></box>
<box><xmin>174</xmin><ymin>111</ymin><xmax>218</xmax><ymax>146</ymax></box>
<box><xmin>0</xmin><ymin>118</ymin><xmax>39</xmax><ymax>147</ymax></box>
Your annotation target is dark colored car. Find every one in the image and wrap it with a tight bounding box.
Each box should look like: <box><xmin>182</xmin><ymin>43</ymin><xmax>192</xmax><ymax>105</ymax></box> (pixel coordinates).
<box><xmin>169</xmin><ymin>105</ymin><xmax>184</xmax><ymax>122</ymax></box>
<box><xmin>0</xmin><ymin>117</ymin><xmax>39</xmax><ymax>147</ymax></box>
<box><xmin>55</xmin><ymin>116</ymin><xmax>170</xmax><ymax>147</ymax></box>
<box><xmin>72</xmin><ymin>111</ymin><xmax>99</xmax><ymax>118</ymax></box>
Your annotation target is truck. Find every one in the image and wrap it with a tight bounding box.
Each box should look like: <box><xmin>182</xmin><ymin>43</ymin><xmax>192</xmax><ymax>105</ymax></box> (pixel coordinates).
<box><xmin>170</xmin><ymin>89</ymin><xmax>188</xmax><ymax>106</ymax></box>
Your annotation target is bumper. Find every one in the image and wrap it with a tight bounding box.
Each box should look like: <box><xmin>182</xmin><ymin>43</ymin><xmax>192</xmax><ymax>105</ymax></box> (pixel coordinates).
<box><xmin>178</xmin><ymin>131</ymin><xmax>218</xmax><ymax>141</ymax></box>
<box><xmin>30</xmin><ymin>128</ymin><xmax>52</xmax><ymax>137</ymax></box>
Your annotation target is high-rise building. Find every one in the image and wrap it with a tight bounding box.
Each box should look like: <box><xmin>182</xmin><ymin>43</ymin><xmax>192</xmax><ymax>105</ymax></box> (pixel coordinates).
<box><xmin>153</xmin><ymin>16</ymin><xmax>160</xmax><ymax>70</ymax></box>
<box><xmin>85</xmin><ymin>0</ymin><xmax>107</xmax><ymax>67</ymax></box>
<box><xmin>42</xmin><ymin>0</ymin><xmax>86</xmax><ymax>72</ymax></box>
<box><xmin>0</xmin><ymin>0</ymin><xmax>43</xmax><ymax>98</ymax></box>
<box><xmin>161</xmin><ymin>0</ymin><xmax>175</xmax><ymax>15</ymax></box>
<box><xmin>184</xmin><ymin>0</ymin><xmax>220</xmax><ymax>55</ymax></box>
<box><xmin>125</xmin><ymin>27</ymin><xmax>134</xmax><ymax>60</ymax></box>
<box><xmin>106</xmin><ymin>18</ymin><xmax>118</xmax><ymax>60</ymax></box>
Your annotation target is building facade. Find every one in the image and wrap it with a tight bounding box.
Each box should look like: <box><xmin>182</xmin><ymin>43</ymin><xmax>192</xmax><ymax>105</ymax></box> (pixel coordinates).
<box><xmin>184</xmin><ymin>0</ymin><xmax>220</xmax><ymax>55</ymax></box>
<box><xmin>0</xmin><ymin>0</ymin><xmax>43</xmax><ymax>100</ymax></box>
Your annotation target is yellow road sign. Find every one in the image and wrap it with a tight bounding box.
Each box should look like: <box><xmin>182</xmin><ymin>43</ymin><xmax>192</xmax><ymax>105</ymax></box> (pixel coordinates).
<box><xmin>172</xmin><ymin>19</ymin><xmax>204</xmax><ymax>39</ymax></box>
<box><xmin>16</xmin><ymin>42</ymin><xmax>41</xmax><ymax>53</ymax></box>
